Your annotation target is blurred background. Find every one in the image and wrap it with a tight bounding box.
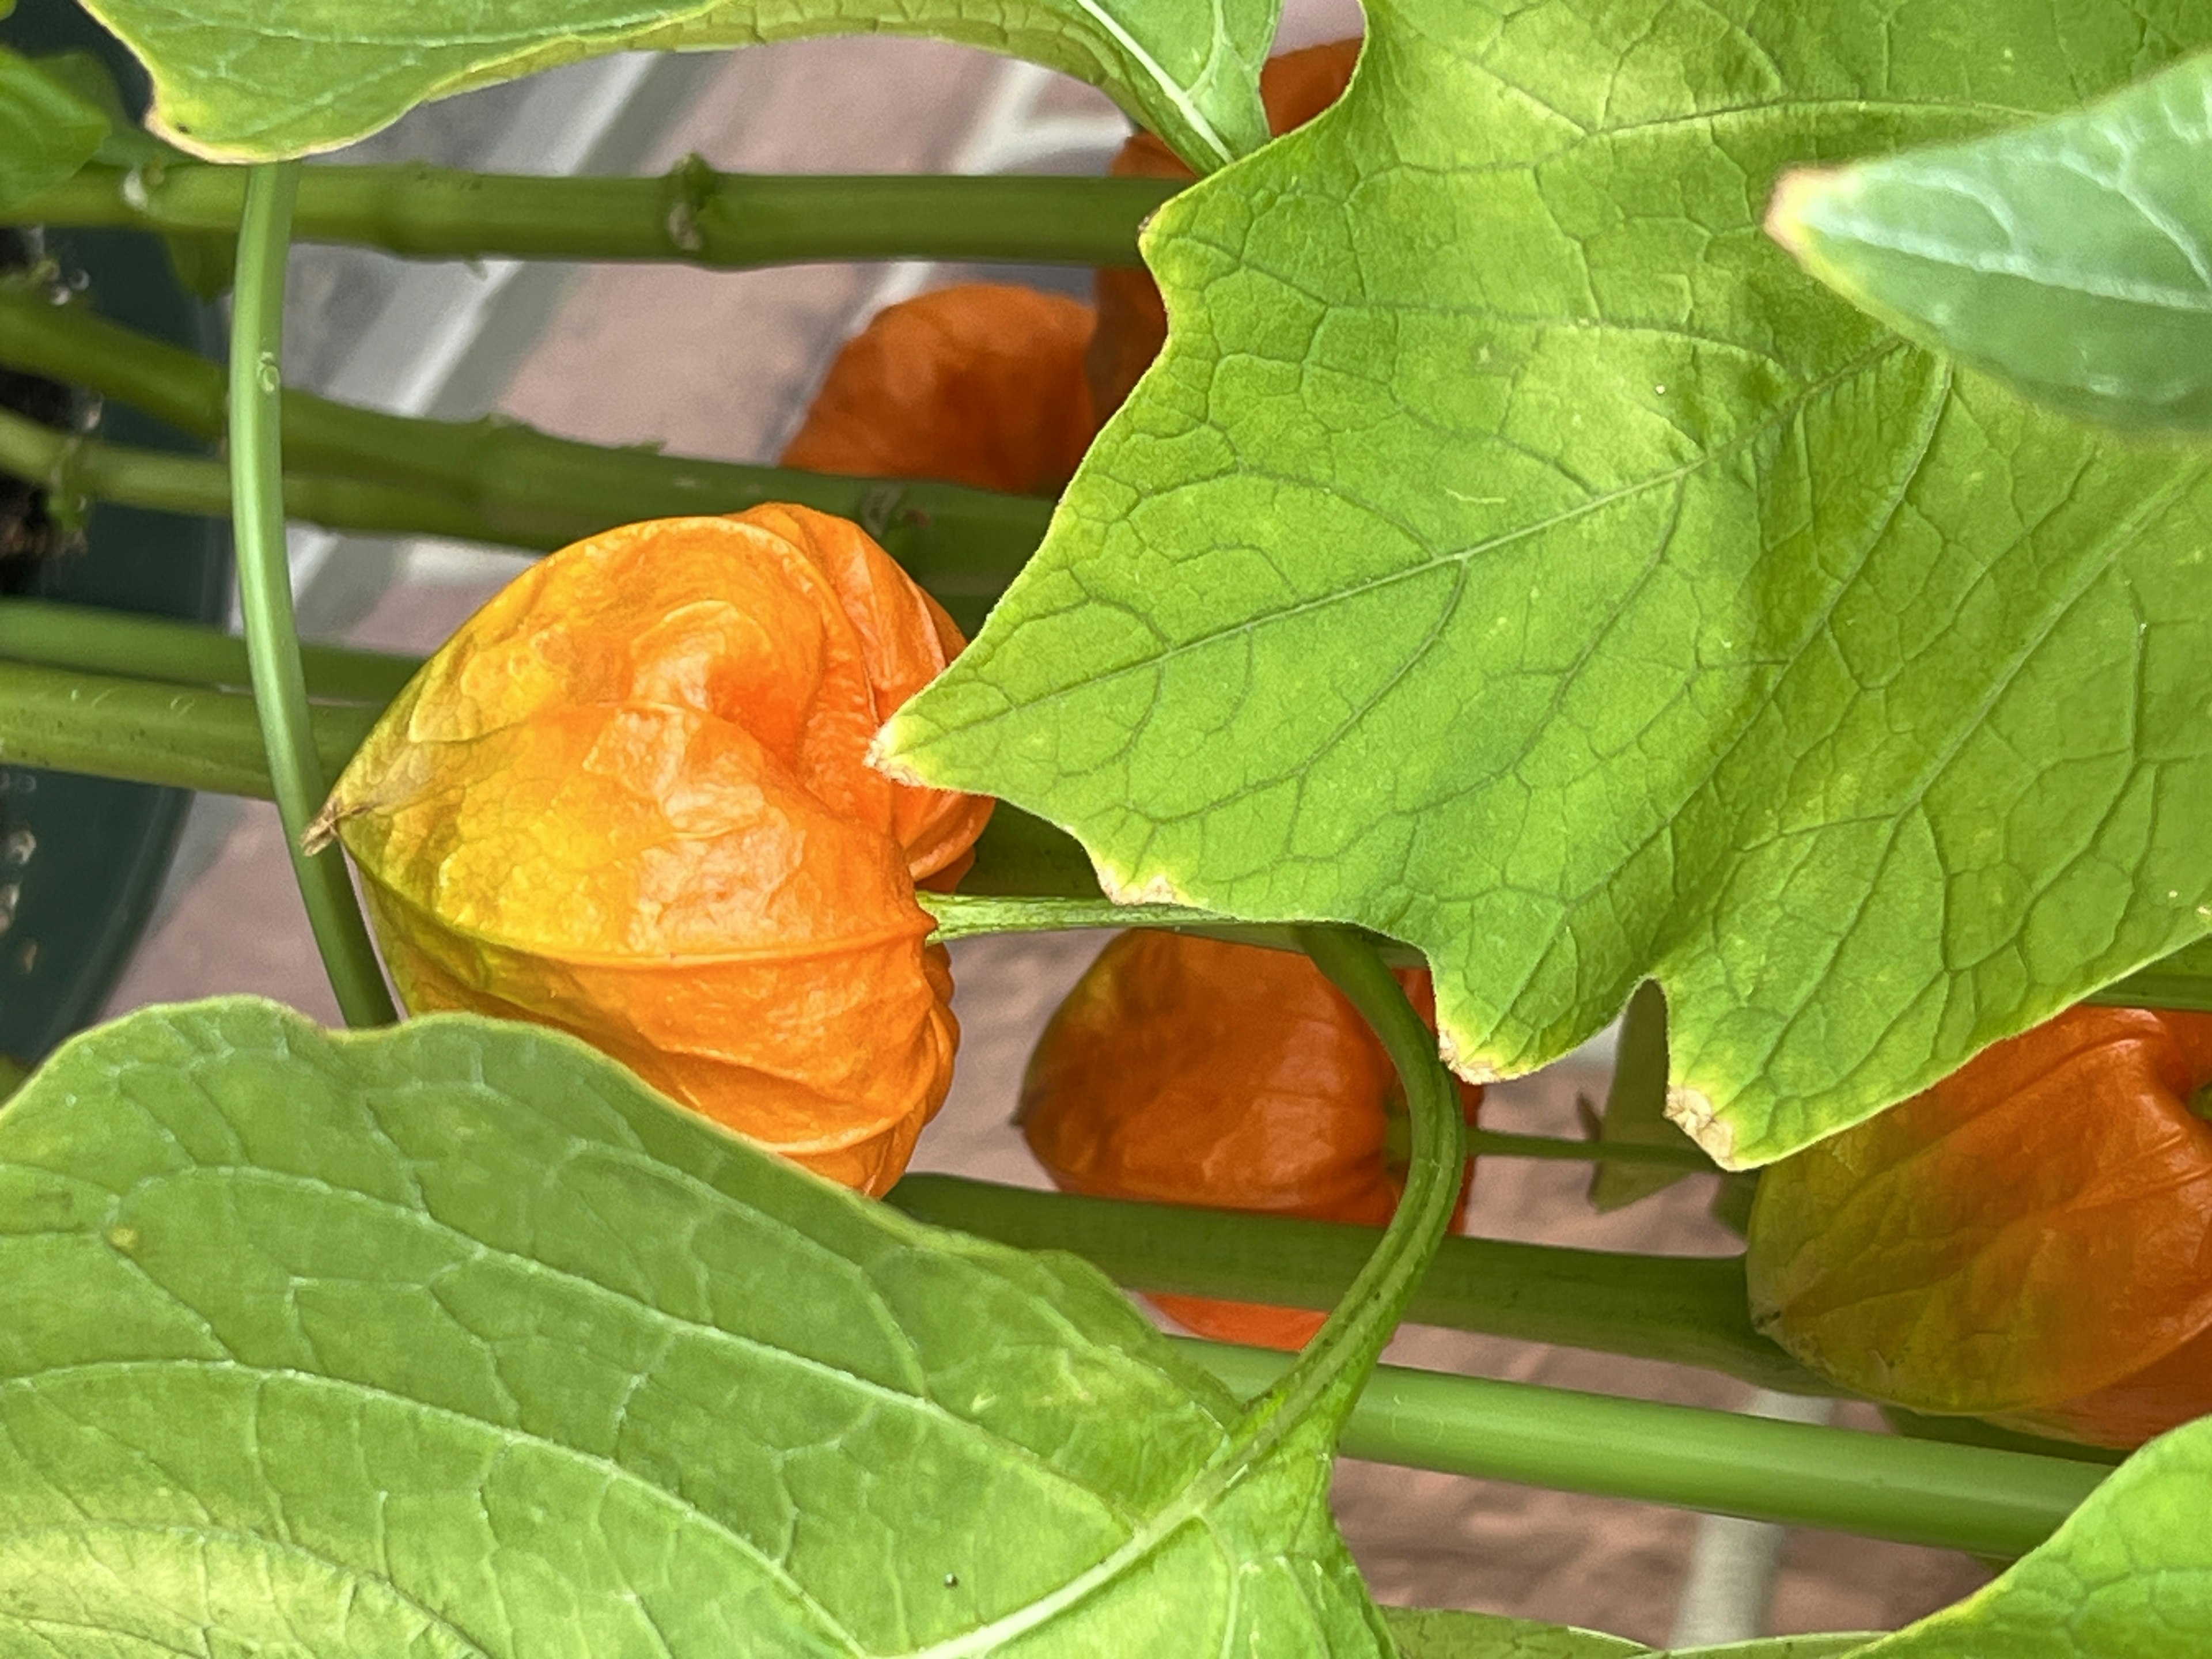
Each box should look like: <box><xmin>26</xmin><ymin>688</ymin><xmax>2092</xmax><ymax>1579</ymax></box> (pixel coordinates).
<box><xmin>23</xmin><ymin>0</ymin><xmax>1990</xmax><ymax>1642</ymax></box>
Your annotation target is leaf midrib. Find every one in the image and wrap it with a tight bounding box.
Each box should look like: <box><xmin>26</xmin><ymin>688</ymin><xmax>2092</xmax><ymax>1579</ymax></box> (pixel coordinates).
<box><xmin>2</xmin><ymin>1357</ymin><xmax>864</xmax><ymax>1655</ymax></box>
<box><xmin>0</xmin><ymin>1519</ymin><xmax>496</xmax><ymax>1657</ymax></box>
<box><xmin>82</xmin><ymin>1157</ymin><xmax>1161</xmax><ymax>1536</ymax></box>
<box><xmin>949</xmin><ymin>339</ymin><xmax>1902</xmax><ymax>728</ymax></box>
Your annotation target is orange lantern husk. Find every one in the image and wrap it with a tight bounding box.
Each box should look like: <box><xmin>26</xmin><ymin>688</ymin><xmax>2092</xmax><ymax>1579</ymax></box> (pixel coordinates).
<box><xmin>1747</xmin><ymin>1005</ymin><xmax>2212</xmax><ymax>1448</ymax></box>
<box><xmin>317</xmin><ymin>506</ymin><xmax>991</xmax><ymax>1196</ymax></box>
<box><xmin>1020</xmin><ymin>930</ymin><xmax>1481</xmax><ymax>1350</ymax></box>
<box><xmin>782</xmin><ymin>282</ymin><xmax>1097</xmax><ymax>495</ymax></box>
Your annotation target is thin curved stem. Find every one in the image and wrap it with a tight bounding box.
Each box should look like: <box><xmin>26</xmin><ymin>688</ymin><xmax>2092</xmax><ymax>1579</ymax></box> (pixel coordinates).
<box><xmin>1229</xmin><ymin>927</ymin><xmax>1468</xmax><ymax>1452</ymax></box>
<box><xmin>228</xmin><ymin>163</ymin><xmax>394</xmax><ymax>1028</ymax></box>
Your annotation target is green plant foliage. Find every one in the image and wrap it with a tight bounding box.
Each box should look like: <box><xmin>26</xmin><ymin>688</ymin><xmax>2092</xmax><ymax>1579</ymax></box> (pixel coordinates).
<box><xmin>72</xmin><ymin>0</ymin><xmax>1274</xmax><ymax>171</ymax></box>
<box><xmin>1768</xmin><ymin>52</ymin><xmax>2212</xmax><ymax>430</ymax></box>
<box><xmin>1382</xmin><ymin>1605</ymin><xmax>1649</xmax><ymax>1654</ymax></box>
<box><xmin>0</xmin><ymin>997</ymin><xmax>1402</xmax><ymax>1654</ymax></box>
<box><xmin>1843</xmin><ymin>1418</ymin><xmax>2212</xmax><ymax>1657</ymax></box>
<box><xmin>0</xmin><ymin>44</ymin><xmax>109</xmax><ymax>211</ymax></box>
<box><xmin>882</xmin><ymin>0</ymin><xmax>2212</xmax><ymax>1168</ymax></box>
<box><xmin>1668</xmin><ymin>1641</ymin><xmax>1877</xmax><ymax>1658</ymax></box>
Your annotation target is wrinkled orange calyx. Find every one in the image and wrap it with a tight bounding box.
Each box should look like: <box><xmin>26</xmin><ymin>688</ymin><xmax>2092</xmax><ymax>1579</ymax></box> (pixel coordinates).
<box><xmin>318</xmin><ymin>506</ymin><xmax>991</xmax><ymax>1196</ymax></box>
<box><xmin>1020</xmin><ymin>930</ymin><xmax>1479</xmax><ymax>1350</ymax></box>
<box><xmin>1747</xmin><ymin>1005</ymin><xmax>2212</xmax><ymax>1448</ymax></box>
<box><xmin>782</xmin><ymin>282</ymin><xmax>1096</xmax><ymax>495</ymax></box>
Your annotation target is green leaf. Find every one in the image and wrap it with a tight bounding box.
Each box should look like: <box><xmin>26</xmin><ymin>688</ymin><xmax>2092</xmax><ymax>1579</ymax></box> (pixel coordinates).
<box><xmin>1382</xmin><ymin>1605</ymin><xmax>1649</xmax><ymax>1655</ymax></box>
<box><xmin>0</xmin><ymin>996</ymin><xmax>1397</xmax><ymax>1654</ymax></box>
<box><xmin>32</xmin><ymin>48</ymin><xmax>180</xmax><ymax>168</ymax></box>
<box><xmin>1667</xmin><ymin>1642</ymin><xmax>1878</xmax><ymax>1658</ymax></box>
<box><xmin>1768</xmin><ymin>52</ymin><xmax>2212</xmax><ymax>430</ymax></box>
<box><xmin>881</xmin><ymin>0</ymin><xmax>2212</xmax><ymax>1168</ymax></box>
<box><xmin>1840</xmin><ymin>1417</ymin><xmax>2212</xmax><ymax>1657</ymax></box>
<box><xmin>0</xmin><ymin>44</ymin><xmax>110</xmax><ymax>211</ymax></box>
<box><xmin>74</xmin><ymin>0</ymin><xmax>1273</xmax><ymax>171</ymax></box>
<box><xmin>1588</xmin><ymin>982</ymin><xmax>1706</xmax><ymax>1213</ymax></box>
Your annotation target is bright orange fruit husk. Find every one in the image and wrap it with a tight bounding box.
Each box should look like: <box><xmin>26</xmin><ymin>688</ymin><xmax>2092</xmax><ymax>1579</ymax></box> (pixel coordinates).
<box><xmin>1088</xmin><ymin>37</ymin><xmax>1365</xmax><ymax>421</ymax></box>
<box><xmin>781</xmin><ymin>282</ymin><xmax>1097</xmax><ymax>495</ymax></box>
<box><xmin>317</xmin><ymin>506</ymin><xmax>992</xmax><ymax>1196</ymax></box>
<box><xmin>1747</xmin><ymin>1005</ymin><xmax>2212</xmax><ymax>1448</ymax></box>
<box><xmin>1020</xmin><ymin>930</ymin><xmax>1480</xmax><ymax>1350</ymax></box>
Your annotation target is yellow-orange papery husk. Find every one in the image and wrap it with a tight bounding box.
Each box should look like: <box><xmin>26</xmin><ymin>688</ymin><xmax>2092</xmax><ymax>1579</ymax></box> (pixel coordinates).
<box><xmin>1747</xmin><ymin>1005</ymin><xmax>2212</xmax><ymax>1448</ymax></box>
<box><xmin>317</xmin><ymin>505</ymin><xmax>991</xmax><ymax>1195</ymax></box>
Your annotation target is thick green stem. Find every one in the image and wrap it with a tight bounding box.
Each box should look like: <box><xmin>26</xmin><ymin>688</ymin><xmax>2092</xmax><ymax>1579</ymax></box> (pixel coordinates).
<box><xmin>1231</xmin><ymin>930</ymin><xmax>1470</xmax><ymax>1452</ymax></box>
<box><xmin>0</xmin><ymin>404</ymin><xmax>543</xmax><ymax>546</ymax></box>
<box><xmin>0</xmin><ymin>286</ymin><xmax>1050</xmax><ymax>591</ymax></box>
<box><xmin>13</xmin><ymin>161</ymin><xmax>1173</xmax><ymax>270</ymax></box>
<box><xmin>1180</xmin><ymin>1341</ymin><xmax>2101</xmax><ymax>1558</ymax></box>
<box><xmin>0</xmin><ymin>660</ymin><xmax>376</xmax><ymax>795</ymax></box>
<box><xmin>228</xmin><ymin>164</ymin><xmax>393</xmax><ymax>1029</ymax></box>
<box><xmin>885</xmin><ymin>1175</ymin><xmax>1818</xmax><ymax>1391</ymax></box>
<box><xmin>0</xmin><ymin>599</ymin><xmax>419</xmax><ymax>703</ymax></box>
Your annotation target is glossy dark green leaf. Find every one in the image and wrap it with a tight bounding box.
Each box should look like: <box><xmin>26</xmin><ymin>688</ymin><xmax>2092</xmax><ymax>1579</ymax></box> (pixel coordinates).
<box><xmin>0</xmin><ymin>997</ymin><xmax>1395</xmax><ymax>1654</ymax></box>
<box><xmin>882</xmin><ymin>0</ymin><xmax>2212</xmax><ymax>1168</ymax></box>
<box><xmin>75</xmin><ymin>0</ymin><xmax>1274</xmax><ymax>170</ymax></box>
<box><xmin>0</xmin><ymin>43</ymin><xmax>108</xmax><ymax>211</ymax></box>
<box><xmin>1768</xmin><ymin>52</ymin><xmax>2212</xmax><ymax>429</ymax></box>
<box><xmin>1842</xmin><ymin>1417</ymin><xmax>2212</xmax><ymax>1657</ymax></box>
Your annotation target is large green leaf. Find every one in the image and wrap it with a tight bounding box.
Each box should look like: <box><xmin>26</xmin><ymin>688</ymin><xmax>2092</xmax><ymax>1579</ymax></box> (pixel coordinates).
<box><xmin>1667</xmin><ymin>1642</ymin><xmax>1877</xmax><ymax>1658</ymax></box>
<box><xmin>1768</xmin><ymin>52</ymin><xmax>2212</xmax><ymax>430</ymax></box>
<box><xmin>1382</xmin><ymin>1605</ymin><xmax>1647</xmax><ymax>1656</ymax></box>
<box><xmin>0</xmin><ymin>44</ymin><xmax>109</xmax><ymax>211</ymax></box>
<box><xmin>0</xmin><ymin>997</ymin><xmax>1395</xmax><ymax>1654</ymax></box>
<box><xmin>74</xmin><ymin>0</ymin><xmax>1274</xmax><ymax>169</ymax></box>
<box><xmin>881</xmin><ymin>0</ymin><xmax>2212</xmax><ymax>1168</ymax></box>
<box><xmin>1840</xmin><ymin>1417</ymin><xmax>2212</xmax><ymax>1657</ymax></box>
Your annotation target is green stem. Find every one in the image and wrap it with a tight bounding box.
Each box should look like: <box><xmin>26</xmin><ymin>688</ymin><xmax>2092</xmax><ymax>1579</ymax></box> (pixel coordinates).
<box><xmin>885</xmin><ymin>1175</ymin><xmax>1818</xmax><ymax>1392</ymax></box>
<box><xmin>0</xmin><ymin>598</ymin><xmax>420</xmax><ymax>703</ymax></box>
<box><xmin>0</xmin><ymin>404</ymin><xmax>544</xmax><ymax>547</ymax></box>
<box><xmin>0</xmin><ymin>660</ymin><xmax>377</xmax><ymax>794</ymax></box>
<box><xmin>229</xmin><ymin>164</ymin><xmax>393</xmax><ymax>1029</ymax></box>
<box><xmin>1229</xmin><ymin>929</ymin><xmax>1469</xmax><ymax>1452</ymax></box>
<box><xmin>13</xmin><ymin>161</ymin><xmax>1174</xmax><ymax>269</ymax></box>
<box><xmin>0</xmin><ymin>286</ymin><xmax>1050</xmax><ymax>592</ymax></box>
<box><xmin>1179</xmin><ymin>1340</ymin><xmax>2101</xmax><ymax>1558</ymax></box>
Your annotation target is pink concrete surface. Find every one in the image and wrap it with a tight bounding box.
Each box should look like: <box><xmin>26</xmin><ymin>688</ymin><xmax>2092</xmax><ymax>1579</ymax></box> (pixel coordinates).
<box><xmin>103</xmin><ymin>34</ymin><xmax>1997</xmax><ymax>1646</ymax></box>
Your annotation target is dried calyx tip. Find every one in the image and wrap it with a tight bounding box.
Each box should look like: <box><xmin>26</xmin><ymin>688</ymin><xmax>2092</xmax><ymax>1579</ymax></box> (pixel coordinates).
<box><xmin>300</xmin><ymin>797</ymin><xmax>347</xmax><ymax>857</ymax></box>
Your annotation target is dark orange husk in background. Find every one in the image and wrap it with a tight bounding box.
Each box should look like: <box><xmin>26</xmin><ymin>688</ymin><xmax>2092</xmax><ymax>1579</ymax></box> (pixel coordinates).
<box><xmin>1020</xmin><ymin>930</ymin><xmax>1482</xmax><ymax>1350</ymax></box>
<box><xmin>1087</xmin><ymin>37</ymin><xmax>1365</xmax><ymax>421</ymax></box>
<box><xmin>1746</xmin><ymin>1005</ymin><xmax>2212</xmax><ymax>1448</ymax></box>
<box><xmin>317</xmin><ymin>506</ymin><xmax>993</xmax><ymax>1197</ymax></box>
<box><xmin>781</xmin><ymin>282</ymin><xmax>1097</xmax><ymax>495</ymax></box>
